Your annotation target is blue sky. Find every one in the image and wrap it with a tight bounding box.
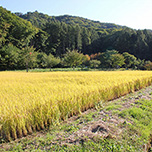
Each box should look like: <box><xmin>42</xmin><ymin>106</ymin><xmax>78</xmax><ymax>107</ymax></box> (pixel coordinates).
<box><xmin>1</xmin><ymin>0</ymin><xmax>152</xmax><ymax>30</ymax></box>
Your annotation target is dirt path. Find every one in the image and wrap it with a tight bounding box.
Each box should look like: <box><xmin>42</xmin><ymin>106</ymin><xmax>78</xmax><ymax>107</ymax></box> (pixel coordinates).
<box><xmin>58</xmin><ymin>86</ymin><xmax>152</xmax><ymax>145</ymax></box>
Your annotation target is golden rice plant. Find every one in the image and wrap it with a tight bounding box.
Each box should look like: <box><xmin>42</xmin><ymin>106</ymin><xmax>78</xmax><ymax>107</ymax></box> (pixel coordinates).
<box><xmin>0</xmin><ymin>71</ymin><xmax>152</xmax><ymax>141</ymax></box>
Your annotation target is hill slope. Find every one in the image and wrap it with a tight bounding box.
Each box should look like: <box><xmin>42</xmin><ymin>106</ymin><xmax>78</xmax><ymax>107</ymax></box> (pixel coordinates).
<box><xmin>0</xmin><ymin>7</ymin><xmax>38</xmax><ymax>48</ymax></box>
<box><xmin>14</xmin><ymin>10</ymin><xmax>152</xmax><ymax>61</ymax></box>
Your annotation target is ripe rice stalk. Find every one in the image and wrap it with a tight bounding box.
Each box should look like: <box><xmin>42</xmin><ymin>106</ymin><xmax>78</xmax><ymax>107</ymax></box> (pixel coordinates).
<box><xmin>0</xmin><ymin>71</ymin><xmax>152</xmax><ymax>141</ymax></box>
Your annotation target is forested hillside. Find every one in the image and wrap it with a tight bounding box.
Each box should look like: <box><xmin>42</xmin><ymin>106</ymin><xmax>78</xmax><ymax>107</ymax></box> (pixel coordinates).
<box><xmin>92</xmin><ymin>28</ymin><xmax>152</xmax><ymax>61</ymax></box>
<box><xmin>0</xmin><ymin>7</ymin><xmax>152</xmax><ymax>71</ymax></box>
<box><xmin>0</xmin><ymin>7</ymin><xmax>38</xmax><ymax>48</ymax></box>
<box><xmin>14</xmin><ymin>10</ymin><xmax>152</xmax><ymax>61</ymax></box>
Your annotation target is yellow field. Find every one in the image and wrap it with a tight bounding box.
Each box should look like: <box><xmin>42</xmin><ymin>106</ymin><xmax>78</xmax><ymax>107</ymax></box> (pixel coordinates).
<box><xmin>0</xmin><ymin>71</ymin><xmax>152</xmax><ymax>141</ymax></box>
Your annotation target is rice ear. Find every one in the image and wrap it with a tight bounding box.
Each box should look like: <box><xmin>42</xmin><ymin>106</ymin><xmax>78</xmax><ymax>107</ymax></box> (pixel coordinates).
<box><xmin>16</xmin><ymin>127</ymin><xmax>23</xmax><ymax>138</ymax></box>
<box><xmin>22</xmin><ymin>127</ymin><xmax>28</xmax><ymax>136</ymax></box>
<box><xmin>11</xmin><ymin>128</ymin><xmax>17</xmax><ymax>140</ymax></box>
<box><xmin>26</xmin><ymin>125</ymin><xmax>33</xmax><ymax>134</ymax></box>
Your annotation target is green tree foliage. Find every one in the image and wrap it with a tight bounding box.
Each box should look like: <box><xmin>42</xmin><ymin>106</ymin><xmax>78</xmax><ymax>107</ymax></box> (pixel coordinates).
<box><xmin>42</xmin><ymin>21</ymin><xmax>99</xmax><ymax>55</ymax></box>
<box><xmin>89</xmin><ymin>60</ymin><xmax>101</xmax><ymax>68</ymax></box>
<box><xmin>43</xmin><ymin>53</ymin><xmax>60</xmax><ymax>69</ymax></box>
<box><xmin>0</xmin><ymin>7</ymin><xmax>37</xmax><ymax>48</ymax></box>
<box><xmin>75</xmin><ymin>25</ymin><xmax>82</xmax><ymax>50</ymax></box>
<box><xmin>43</xmin><ymin>21</ymin><xmax>61</xmax><ymax>55</ymax></box>
<box><xmin>123</xmin><ymin>52</ymin><xmax>137</xmax><ymax>68</ymax></box>
<box><xmin>20</xmin><ymin>46</ymin><xmax>37</xmax><ymax>72</ymax></box>
<box><xmin>13</xmin><ymin>9</ymin><xmax>152</xmax><ymax>62</ymax></box>
<box><xmin>16</xmin><ymin>11</ymin><xmax>123</xmax><ymax>30</ymax></box>
<box><xmin>97</xmin><ymin>28</ymin><xmax>152</xmax><ymax>61</ymax></box>
<box><xmin>16</xmin><ymin>10</ymin><xmax>124</xmax><ymax>55</ymax></box>
<box><xmin>82</xmin><ymin>54</ymin><xmax>90</xmax><ymax>67</ymax></box>
<box><xmin>63</xmin><ymin>50</ymin><xmax>84</xmax><ymax>68</ymax></box>
<box><xmin>0</xmin><ymin>44</ymin><xmax>20</xmax><ymax>70</ymax></box>
<box><xmin>144</xmin><ymin>61</ymin><xmax>152</xmax><ymax>70</ymax></box>
<box><xmin>1</xmin><ymin>7</ymin><xmax>152</xmax><ymax>71</ymax></box>
<box><xmin>30</xmin><ymin>30</ymin><xmax>48</xmax><ymax>53</ymax></box>
<box><xmin>135</xmin><ymin>59</ymin><xmax>146</xmax><ymax>70</ymax></box>
<box><xmin>97</xmin><ymin>50</ymin><xmax>125</xmax><ymax>68</ymax></box>
<box><xmin>110</xmin><ymin>54</ymin><xmax>125</xmax><ymax>68</ymax></box>
<box><xmin>15</xmin><ymin>11</ymin><xmax>52</xmax><ymax>28</ymax></box>
<box><xmin>98</xmin><ymin>50</ymin><xmax>119</xmax><ymax>68</ymax></box>
<box><xmin>36</xmin><ymin>52</ymin><xmax>47</xmax><ymax>68</ymax></box>
<box><xmin>81</xmin><ymin>28</ymin><xmax>91</xmax><ymax>51</ymax></box>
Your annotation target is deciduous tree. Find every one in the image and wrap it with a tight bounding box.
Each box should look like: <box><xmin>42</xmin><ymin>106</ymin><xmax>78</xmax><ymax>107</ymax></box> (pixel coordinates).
<box><xmin>63</xmin><ymin>50</ymin><xmax>84</xmax><ymax>69</ymax></box>
<box><xmin>44</xmin><ymin>53</ymin><xmax>60</xmax><ymax>69</ymax></box>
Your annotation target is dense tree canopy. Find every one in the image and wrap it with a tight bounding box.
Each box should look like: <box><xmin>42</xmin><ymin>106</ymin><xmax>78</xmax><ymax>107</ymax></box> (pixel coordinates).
<box><xmin>15</xmin><ymin>11</ymin><xmax>124</xmax><ymax>30</ymax></box>
<box><xmin>0</xmin><ymin>7</ymin><xmax>152</xmax><ymax>71</ymax></box>
<box><xmin>63</xmin><ymin>50</ymin><xmax>84</xmax><ymax>68</ymax></box>
<box><xmin>96</xmin><ymin>28</ymin><xmax>152</xmax><ymax>61</ymax></box>
<box><xmin>0</xmin><ymin>7</ymin><xmax>38</xmax><ymax>49</ymax></box>
<box><xmin>43</xmin><ymin>53</ymin><xmax>60</xmax><ymax>69</ymax></box>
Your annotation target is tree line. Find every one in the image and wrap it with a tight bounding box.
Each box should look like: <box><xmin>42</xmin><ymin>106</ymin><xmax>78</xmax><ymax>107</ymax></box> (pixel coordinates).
<box><xmin>1</xmin><ymin>44</ymin><xmax>152</xmax><ymax>71</ymax></box>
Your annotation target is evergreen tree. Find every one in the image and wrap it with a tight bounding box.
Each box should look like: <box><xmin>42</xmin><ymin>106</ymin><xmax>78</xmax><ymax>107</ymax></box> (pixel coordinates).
<box><xmin>75</xmin><ymin>25</ymin><xmax>82</xmax><ymax>50</ymax></box>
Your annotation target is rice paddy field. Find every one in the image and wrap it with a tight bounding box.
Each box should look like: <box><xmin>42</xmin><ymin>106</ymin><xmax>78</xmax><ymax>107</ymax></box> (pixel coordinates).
<box><xmin>0</xmin><ymin>71</ymin><xmax>152</xmax><ymax>142</ymax></box>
